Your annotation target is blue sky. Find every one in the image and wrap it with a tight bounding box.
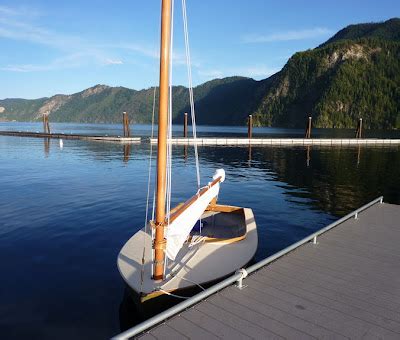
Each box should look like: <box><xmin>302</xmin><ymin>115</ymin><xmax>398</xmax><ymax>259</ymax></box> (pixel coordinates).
<box><xmin>0</xmin><ymin>0</ymin><xmax>399</xmax><ymax>99</ymax></box>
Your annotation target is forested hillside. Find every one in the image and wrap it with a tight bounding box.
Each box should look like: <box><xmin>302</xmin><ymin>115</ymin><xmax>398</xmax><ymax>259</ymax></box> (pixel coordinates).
<box><xmin>1</xmin><ymin>18</ymin><xmax>399</xmax><ymax>129</ymax></box>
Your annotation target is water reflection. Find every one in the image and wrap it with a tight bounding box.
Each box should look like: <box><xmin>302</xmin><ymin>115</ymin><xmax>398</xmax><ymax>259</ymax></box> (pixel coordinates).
<box><xmin>306</xmin><ymin>145</ymin><xmax>311</xmax><ymax>167</ymax></box>
<box><xmin>123</xmin><ymin>144</ymin><xmax>131</xmax><ymax>163</ymax></box>
<box><xmin>192</xmin><ymin>144</ymin><xmax>400</xmax><ymax>216</ymax></box>
<box><xmin>248</xmin><ymin>144</ymin><xmax>252</xmax><ymax>167</ymax></box>
<box><xmin>43</xmin><ymin>138</ymin><xmax>50</xmax><ymax>157</ymax></box>
<box><xmin>183</xmin><ymin>144</ymin><xmax>188</xmax><ymax>162</ymax></box>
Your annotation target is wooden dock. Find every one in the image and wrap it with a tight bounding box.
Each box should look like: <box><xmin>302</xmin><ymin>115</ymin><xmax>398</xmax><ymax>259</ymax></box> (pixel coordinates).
<box><xmin>150</xmin><ymin>137</ymin><xmax>400</xmax><ymax>146</ymax></box>
<box><xmin>0</xmin><ymin>130</ymin><xmax>140</xmax><ymax>143</ymax></box>
<box><xmin>133</xmin><ymin>201</ymin><xmax>400</xmax><ymax>339</ymax></box>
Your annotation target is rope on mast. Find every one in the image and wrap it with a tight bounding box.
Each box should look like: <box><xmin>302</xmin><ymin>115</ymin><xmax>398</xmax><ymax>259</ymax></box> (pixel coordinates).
<box><xmin>182</xmin><ymin>0</ymin><xmax>201</xmax><ymax>189</ymax></box>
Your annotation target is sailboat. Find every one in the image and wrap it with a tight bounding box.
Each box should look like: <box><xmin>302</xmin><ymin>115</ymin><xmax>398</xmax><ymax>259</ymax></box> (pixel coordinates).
<box><xmin>117</xmin><ymin>0</ymin><xmax>258</xmax><ymax>303</ymax></box>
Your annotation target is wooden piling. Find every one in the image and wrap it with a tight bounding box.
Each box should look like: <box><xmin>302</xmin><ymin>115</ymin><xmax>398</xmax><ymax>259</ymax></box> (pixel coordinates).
<box><xmin>123</xmin><ymin>112</ymin><xmax>131</xmax><ymax>137</ymax></box>
<box><xmin>248</xmin><ymin>115</ymin><xmax>253</xmax><ymax>139</ymax></box>
<box><xmin>46</xmin><ymin>117</ymin><xmax>50</xmax><ymax>134</ymax></box>
<box><xmin>183</xmin><ymin>112</ymin><xmax>188</xmax><ymax>138</ymax></box>
<box><xmin>305</xmin><ymin>116</ymin><xmax>312</xmax><ymax>139</ymax></box>
<box><xmin>42</xmin><ymin>114</ymin><xmax>46</xmax><ymax>133</ymax></box>
<box><xmin>43</xmin><ymin>114</ymin><xmax>50</xmax><ymax>134</ymax></box>
<box><xmin>355</xmin><ymin>118</ymin><xmax>363</xmax><ymax>139</ymax></box>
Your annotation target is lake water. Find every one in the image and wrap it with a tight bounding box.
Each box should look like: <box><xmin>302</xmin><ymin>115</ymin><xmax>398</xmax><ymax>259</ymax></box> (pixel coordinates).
<box><xmin>0</xmin><ymin>122</ymin><xmax>399</xmax><ymax>339</ymax></box>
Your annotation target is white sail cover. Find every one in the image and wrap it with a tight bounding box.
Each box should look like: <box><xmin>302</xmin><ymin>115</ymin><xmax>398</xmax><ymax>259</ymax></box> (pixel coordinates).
<box><xmin>165</xmin><ymin>169</ymin><xmax>225</xmax><ymax>260</ymax></box>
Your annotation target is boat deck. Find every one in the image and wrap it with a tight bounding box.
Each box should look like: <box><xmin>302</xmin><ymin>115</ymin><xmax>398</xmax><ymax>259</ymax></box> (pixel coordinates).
<box><xmin>138</xmin><ymin>202</ymin><xmax>400</xmax><ymax>339</ymax></box>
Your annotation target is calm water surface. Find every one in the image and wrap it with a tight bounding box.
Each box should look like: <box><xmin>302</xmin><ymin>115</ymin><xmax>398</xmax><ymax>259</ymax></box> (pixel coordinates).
<box><xmin>0</xmin><ymin>123</ymin><xmax>399</xmax><ymax>339</ymax></box>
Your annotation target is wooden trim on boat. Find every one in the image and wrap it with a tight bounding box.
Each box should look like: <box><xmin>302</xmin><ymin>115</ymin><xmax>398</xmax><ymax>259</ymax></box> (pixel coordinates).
<box><xmin>205</xmin><ymin>204</ymin><xmax>243</xmax><ymax>213</ymax></box>
<box><xmin>141</xmin><ymin>290</ymin><xmax>170</xmax><ymax>302</ymax></box>
<box><xmin>202</xmin><ymin>235</ymin><xmax>246</xmax><ymax>244</ymax></box>
<box><xmin>168</xmin><ymin>176</ymin><xmax>222</xmax><ymax>225</ymax></box>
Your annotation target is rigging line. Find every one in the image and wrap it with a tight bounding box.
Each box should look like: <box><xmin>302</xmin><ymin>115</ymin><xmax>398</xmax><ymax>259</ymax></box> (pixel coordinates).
<box><xmin>142</xmin><ymin>75</ymin><xmax>158</xmax><ymax>286</ymax></box>
<box><xmin>158</xmin><ymin>289</ymin><xmax>190</xmax><ymax>299</ymax></box>
<box><xmin>158</xmin><ymin>277</ymin><xmax>206</xmax><ymax>299</ymax></box>
<box><xmin>144</xmin><ymin>0</ymin><xmax>163</xmax><ymax>283</ymax></box>
<box><xmin>144</xmin><ymin>86</ymin><xmax>158</xmax><ymax>228</ymax></box>
<box><xmin>175</xmin><ymin>274</ymin><xmax>206</xmax><ymax>291</ymax></box>
<box><xmin>167</xmin><ymin>0</ymin><xmax>175</xmax><ymax>223</ymax></box>
<box><xmin>182</xmin><ymin>0</ymin><xmax>200</xmax><ymax>188</ymax></box>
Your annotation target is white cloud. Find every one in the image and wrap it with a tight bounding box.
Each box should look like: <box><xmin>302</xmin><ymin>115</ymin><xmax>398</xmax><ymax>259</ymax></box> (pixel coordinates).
<box><xmin>242</xmin><ymin>27</ymin><xmax>333</xmax><ymax>43</ymax></box>
<box><xmin>104</xmin><ymin>58</ymin><xmax>123</xmax><ymax>65</ymax></box>
<box><xmin>0</xmin><ymin>52</ymin><xmax>112</xmax><ymax>72</ymax></box>
<box><xmin>114</xmin><ymin>43</ymin><xmax>159</xmax><ymax>59</ymax></box>
<box><xmin>0</xmin><ymin>5</ymin><xmax>42</xmax><ymax>18</ymax></box>
<box><xmin>198</xmin><ymin>65</ymin><xmax>279</xmax><ymax>81</ymax></box>
<box><xmin>113</xmin><ymin>43</ymin><xmax>199</xmax><ymax>67</ymax></box>
<box><xmin>237</xmin><ymin>65</ymin><xmax>279</xmax><ymax>78</ymax></box>
<box><xmin>0</xmin><ymin>5</ymin><xmax>157</xmax><ymax>72</ymax></box>
<box><xmin>198</xmin><ymin>69</ymin><xmax>224</xmax><ymax>78</ymax></box>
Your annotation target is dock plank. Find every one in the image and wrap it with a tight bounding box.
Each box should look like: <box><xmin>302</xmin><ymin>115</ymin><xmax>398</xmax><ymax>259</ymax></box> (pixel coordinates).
<box><xmin>140</xmin><ymin>325</ymin><xmax>183</xmax><ymax>340</ymax></box>
<box><xmin>149</xmin><ymin>137</ymin><xmax>400</xmax><ymax>146</ymax></box>
<box><xmin>256</xmin><ymin>268</ymin><xmax>400</xmax><ymax>324</ymax></box>
<box><xmin>166</xmin><ymin>315</ymin><xmax>220</xmax><ymax>340</ymax></box>
<box><xmin>218</xmin><ymin>287</ymin><xmax>346</xmax><ymax>339</ymax></box>
<box><xmin>0</xmin><ymin>130</ymin><xmax>140</xmax><ymax>143</ymax></box>
<box><xmin>195</xmin><ymin>296</ymin><xmax>290</xmax><ymax>339</ymax></box>
<box><xmin>286</xmin><ymin>247</ymin><xmax>400</xmax><ymax>292</ymax></box>
<box><xmin>249</xmin><ymin>273</ymin><xmax>400</xmax><ymax>333</ymax></box>
<box><xmin>140</xmin><ymin>202</ymin><xmax>400</xmax><ymax>339</ymax></box>
<box><xmin>181</xmin><ymin>308</ymin><xmax>253</xmax><ymax>340</ymax></box>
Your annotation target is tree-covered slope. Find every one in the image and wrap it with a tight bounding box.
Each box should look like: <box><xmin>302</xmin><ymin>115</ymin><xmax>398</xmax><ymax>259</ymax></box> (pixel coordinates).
<box><xmin>252</xmin><ymin>19</ymin><xmax>400</xmax><ymax>129</ymax></box>
<box><xmin>320</xmin><ymin>18</ymin><xmax>400</xmax><ymax>47</ymax></box>
<box><xmin>0</xmin><ymin>77</ymin><xmax>257</xmax><ymax>125</ymax></box>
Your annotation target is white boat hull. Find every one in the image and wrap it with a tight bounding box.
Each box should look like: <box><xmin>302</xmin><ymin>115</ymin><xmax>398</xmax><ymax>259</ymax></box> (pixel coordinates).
<box><xmin>117</xmin><ymin>206</ymin><xmax>258</xmax><ymax>301</ymax></box>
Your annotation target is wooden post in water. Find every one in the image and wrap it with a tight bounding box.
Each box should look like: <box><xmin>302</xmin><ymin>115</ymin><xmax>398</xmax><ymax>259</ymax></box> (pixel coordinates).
<box><xmin>123</xmin><ymin>112</ymin><xmax>127</xmax><ymax>137</ymax></box>
<box><xmin>355</xmin><ymin>118</ymin><xmax>363</xmax><ymax>139</ymax></box>
<box><xmin>305</xmin><ymin>116</ymin><xmax>312</xmax><ymax>139</ymax></box>
<box><xmin>183</xmin><ymin>112</ymin><xmax>188</xmax><ymax>138</ymax></box>
<box><xmin>153</xmin><ymin>0</ymin><xmax>172</xmax><ymax>281</ymax></box>
<box><xmin>248</xmin><ymin>115</ymin><xmax>253</xmax><ymax>139</ymax></box>
<box><xmin>123</xmin><ymin>112</ymin><xmax>131</xmax><ymax>137</ymax></box>
<box><xmin>42</xmin><ymin>114</ymin><xmax>46</xmax><ymax>133</ymax></box>
<box><xmin>43</xmin><ymin>114</ymin><xmax>50</xmax><ymax>134</ymax></box>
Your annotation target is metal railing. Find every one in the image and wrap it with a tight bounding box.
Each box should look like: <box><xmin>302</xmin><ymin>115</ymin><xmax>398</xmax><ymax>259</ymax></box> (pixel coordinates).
<box><xmin>112</xmin><ymin>196</ymin><xmax>384</xmax><ymax>339</ymax></box>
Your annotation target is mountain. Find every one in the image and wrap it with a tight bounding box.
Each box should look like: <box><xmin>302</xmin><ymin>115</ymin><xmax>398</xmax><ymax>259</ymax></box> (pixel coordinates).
<box><xmin>1</xmin><ymin>18</ymin><xmax>399</xmax><ymax>129</ymax></box>
<box><xmin>0</xmin><ymin>77</ymin><xmax>262</xmax><ymax>125</ymax></box>
<box><xmin>252</xmin><ymin>18</ymin><xmax>400</xmax><ymax>129</ymax></box>
<box><xmin>320</xmin><ymin>18</ymin><xmax>400</xmax><ymax>47</ymax></box>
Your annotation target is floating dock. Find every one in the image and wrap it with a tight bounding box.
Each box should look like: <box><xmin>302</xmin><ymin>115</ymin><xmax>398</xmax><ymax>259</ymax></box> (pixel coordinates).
<box><xmin>150</xmin><ymin>137</ymin><xmax>400</xmax><ymax>145</ymax></box>
<box><xmin>0</xmin><ymin>131</ymin><xmax>140</xmax><ymax>143</ymax></box>
<box><xmin>113</xmin><ymin>197</ymin><xmax>400</xmax><ymax>339</ymax></box>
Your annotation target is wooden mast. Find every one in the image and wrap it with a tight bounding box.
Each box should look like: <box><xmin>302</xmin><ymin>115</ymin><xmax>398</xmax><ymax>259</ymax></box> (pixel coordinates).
<box><xmin>153</xmin><ymin>0</ymin><xmax>172</xmax><ymax>281</ymax></box>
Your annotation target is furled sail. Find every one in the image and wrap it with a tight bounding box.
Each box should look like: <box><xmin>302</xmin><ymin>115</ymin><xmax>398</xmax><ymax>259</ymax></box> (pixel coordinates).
<box><xmin>165</xmin><ymin>169</ymin><xmax>225</xmax><ymax>260</ymax></box>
